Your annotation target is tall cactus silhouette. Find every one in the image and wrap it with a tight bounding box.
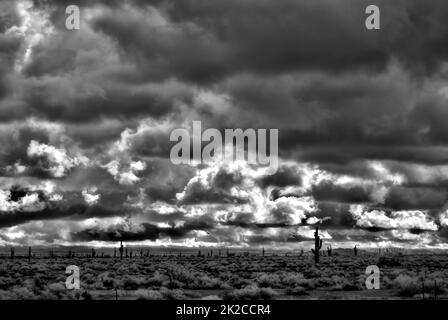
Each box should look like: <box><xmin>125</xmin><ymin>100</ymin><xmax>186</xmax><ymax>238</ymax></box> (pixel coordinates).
<box><xmin>28</xmin><ymin>247</ymin><xmax>32</xmax><ymax>262</ymax></box>
<box><xmin>354</xmin><ymin>245</ymin><xmax>358</xmax><ymax>256</ymax></box>
<box><xmin>119</xmin><ymin>241</ymin><xmax>124</xmax><ymax>260</ymax></box>
<box><xmin>327</xmin><ymin>245</ymin><xmax>332</xmax><ymax>257</ymax></box>
<box><xmin>311</xmin><ymin>227</ymin><xmax>322</xmax><ymax>263</ymax></box>
<box><xmin>10</xmin><ymin>247</ymin><xmax>14</xmax><ymax>260</ymax></box>
<box><xmin>262</xmin><ymin>247</ymin><xmax>265</xmax><ymax>257</ymax></box>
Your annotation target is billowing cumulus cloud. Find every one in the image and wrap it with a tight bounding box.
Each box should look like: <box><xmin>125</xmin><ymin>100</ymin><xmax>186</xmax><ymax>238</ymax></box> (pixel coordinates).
<box><xmin>82</xmin><ymin>187</ymin><xmax>100</xmax><ymax>206</ymax></box>
<box><xmin>350</xmin><ymin>204</ymin><xmax>439</xmax><ymax>232</ymax></box>
<box><xmin>1</xmin><ymin>0</ymin><xmax>448</xmax><ymax>249</ymax></box>
<box><xmin>103</xmin><ymin>160</ymin><xmax>146</xmax><ymax>185</ymax></box>
<box><xmin>0</xmin><ymin>189</ymin><xmax>45</xmax><ymax>212</ymax></box>
<box><xmin>27</xmin><ymin>140</ymin><xmax>88</xmax><ymax>178</ymax></box>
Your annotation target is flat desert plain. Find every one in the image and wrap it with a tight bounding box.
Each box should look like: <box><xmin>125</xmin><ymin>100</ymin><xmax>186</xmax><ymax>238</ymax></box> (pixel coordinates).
<box><xmin>0</xmin><ymin>249</ymin><xmax>446</xmax><ymax>300</ymax></box>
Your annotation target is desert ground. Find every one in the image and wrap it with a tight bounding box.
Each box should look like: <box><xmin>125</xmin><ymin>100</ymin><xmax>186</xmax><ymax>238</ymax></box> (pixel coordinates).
<box><xmin>0</xmin><ymin>248</ymin><xmax>446</xmax><ymax>300</ymax></box>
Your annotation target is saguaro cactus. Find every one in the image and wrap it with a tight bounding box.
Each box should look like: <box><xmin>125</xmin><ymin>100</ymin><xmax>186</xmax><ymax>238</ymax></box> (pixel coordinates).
<box><xmin>262</xmin><ymin>247</ymin><xmax>265</xmax><ymax>257</ymax></box>
<box><xmin>311</xmin><ymin>227</ymin><xmax>322</xmax><ymax>263</ymax></box>
<box><xmin>354</xmin><ymin>245</ymin><xmax>358</xmax><ymax>256</ymax></box>
<box><xmin>114</xmin><ymin>247</ymin><xmax>116</xmax><ymax>259</ymax></box>
<box><xmin>91</xmin><ymin>248</ymin><xmax>96</xmax><ymax>258</ymax></box>
<box><xmin>434</xmin><ymin>280</ymin><xmax>437</xmax><ymax>300</ymax></box>
<box><xmin>10</xmin><ymin>247</ymin><xmax>14</xmax><ymax>260</ymax></box>
<box><xmin>119</xmin><ymin>241</ymin><xmax>124</xmax><ymax>260</ymax></box>
<box><xmin>327</xmin><ymin>245</ymin><xmax>332</xmax><ymax>257</ymax></box>
<box><xmin>28</xmin><ymin>247</ymin><xmax>32</xmax><ymax>262</ymax></box>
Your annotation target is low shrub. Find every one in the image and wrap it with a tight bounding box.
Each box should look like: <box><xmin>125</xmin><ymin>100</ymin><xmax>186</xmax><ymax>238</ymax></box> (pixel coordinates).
<box><xmin>377</xmin><ymin>255</ymin><xmax>402</xmax><ymax>267</ymax></box>
<box><xmin>135</xmin><ymin>289</ymin><xmax>164</xmax><ymax>300</ymax></box>
<box><xmin>393</xmin><ymin>274</ymin><xmax>420</xmax><ymax>297</ymax></box>
<box><xmin>223</xmin><ymin>284</ymin><xmax>277</xmax><ymax>300</ymax></box>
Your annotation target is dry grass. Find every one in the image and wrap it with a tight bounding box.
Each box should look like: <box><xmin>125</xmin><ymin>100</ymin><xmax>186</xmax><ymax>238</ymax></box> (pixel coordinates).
<box><xmin>0</xmin><ymin>253</ymin><xmax>446</xmax><ymax>299</ymax></box>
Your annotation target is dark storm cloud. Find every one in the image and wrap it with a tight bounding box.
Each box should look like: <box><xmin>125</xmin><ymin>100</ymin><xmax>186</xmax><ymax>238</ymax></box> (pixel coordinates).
<box><xmin>2</xmin><ymin>0</ymin><xmax>448</xmax><ymax>248</ymax></box>
<box><xmin>144</xmin><ymin>184</ymin><xmax>180</xmax><ymax>203</ymax></box>
<box><xmin>384</xmin><ymin>187</ymin><xmax>448</xmax><ymax>211</ymax></box>
<box><xmin>81</xmin><ymin>0</ymin><xmax>448</xmax><ymax>79</ymax></box>
<box><xmin>0</xmin><ymin>195</ymin><xmax>145</xmax><ymax>227</ymax></box>
<box><xmin>64</xmin><ymin>120</ymin><xmax>131</xmax><ymax>149</ymax></box>
<box><xmin>290</xmin><ymin>145</ymin><xmax>448</xmax><ymax>166</ymax></box>
<box><xmin>312</xmin><ymin>181</ymin><xmax>371</xmax><ymax>204</ymax></box>
<box><xmin>18</xmin><ymin>0</ymin><xmax>448</xmax><ymax>124</ymax></box>
<box><xmin>140</xmin><ymin>159</ymin><xmax>195</xmax><ymax>203</ymax></box>
<box><xmin>0</xmin><ymin>34</ymin><xmax>21</xmax><ymax>100</ymax></box>
<box><xmin>71</xmin><ymin>223</ymin><xmax>161</xmax><ymax>242</ymax></box>
<box><xmin>177</xmin><ymin>167</ymin><xmax>247</xmax><ymax>205</ymax></box>
<box><xmin>438</xmin><ymin>227</ymin><xmax>448</xmax><ymax>240</ymax></box>
<box><xmin>1</xmin><ymin>0</ymin><xmax>446</xmax><ymax>128</ymax></box>
<box><xmin>2</xmin><ymin>0</ymin><xmax>447</xmax><ymax>152</ymax></box>
<box><xmin>0</xmin><ymin>1</ymin><xmax>20</xmax><ymax>31</ymax></box>
<box><xmin>259</xmin><ymin>165</ymin><xmax>302</xmax><ymax>188</ymax></box>
<box><xmin>71</xmin><ymin>218</ymin><xmax>216</xmax><ymax>242</ymax></box>
<box><xmin>0</xmin><ymin>197</ymin><xmax>133</xmax><ymax>228</ymax></box>
<box><xmin>220</xmin><ymin>211</ymin><xmax>298</xmax><ymax>229</ymax></box>
<box><xmin>0</xmin><ymin>184</ymin><xmax>82</xmax><ymax>227</ymax></box>
<box><xmin>0</xmin><ymin>204</ymin><xmax>85</xmax><ymax>228</ymax></box>
<box><xmin>0</xmin><ymin>1</ymin><xmax>23</xmax><ymax>114</ymax></box>
<box><xmin>23</xmin><ymin>81</ymin><xmax>188</xmax><ymax>122</ymax></box>
<box><xmin>24</xmin><ymin>47</ymin><xmax>77</xmax><ymax>76</ymax></box>
<box><xmin>315</xmin><ymin>202</ymin><xmax>356</xmax><ymax>229</ymax></box>
<box><xmin>0</xmin><ymin>181</ymin><xmax>139</xmax><ymax>228</ymax></box>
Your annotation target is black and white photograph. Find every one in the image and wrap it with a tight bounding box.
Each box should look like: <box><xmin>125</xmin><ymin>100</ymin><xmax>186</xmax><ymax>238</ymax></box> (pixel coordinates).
<box><xmin>0</xmin><ymin>0</ymin><xmax>448</xmax><ymax>306</ymax></box>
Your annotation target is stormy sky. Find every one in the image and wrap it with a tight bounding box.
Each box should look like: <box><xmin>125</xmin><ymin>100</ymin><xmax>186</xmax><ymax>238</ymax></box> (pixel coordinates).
<box><xmin>1</xmin><ymin>0</ymin><xmax>448</xmax><ymax>249</ymax></box>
